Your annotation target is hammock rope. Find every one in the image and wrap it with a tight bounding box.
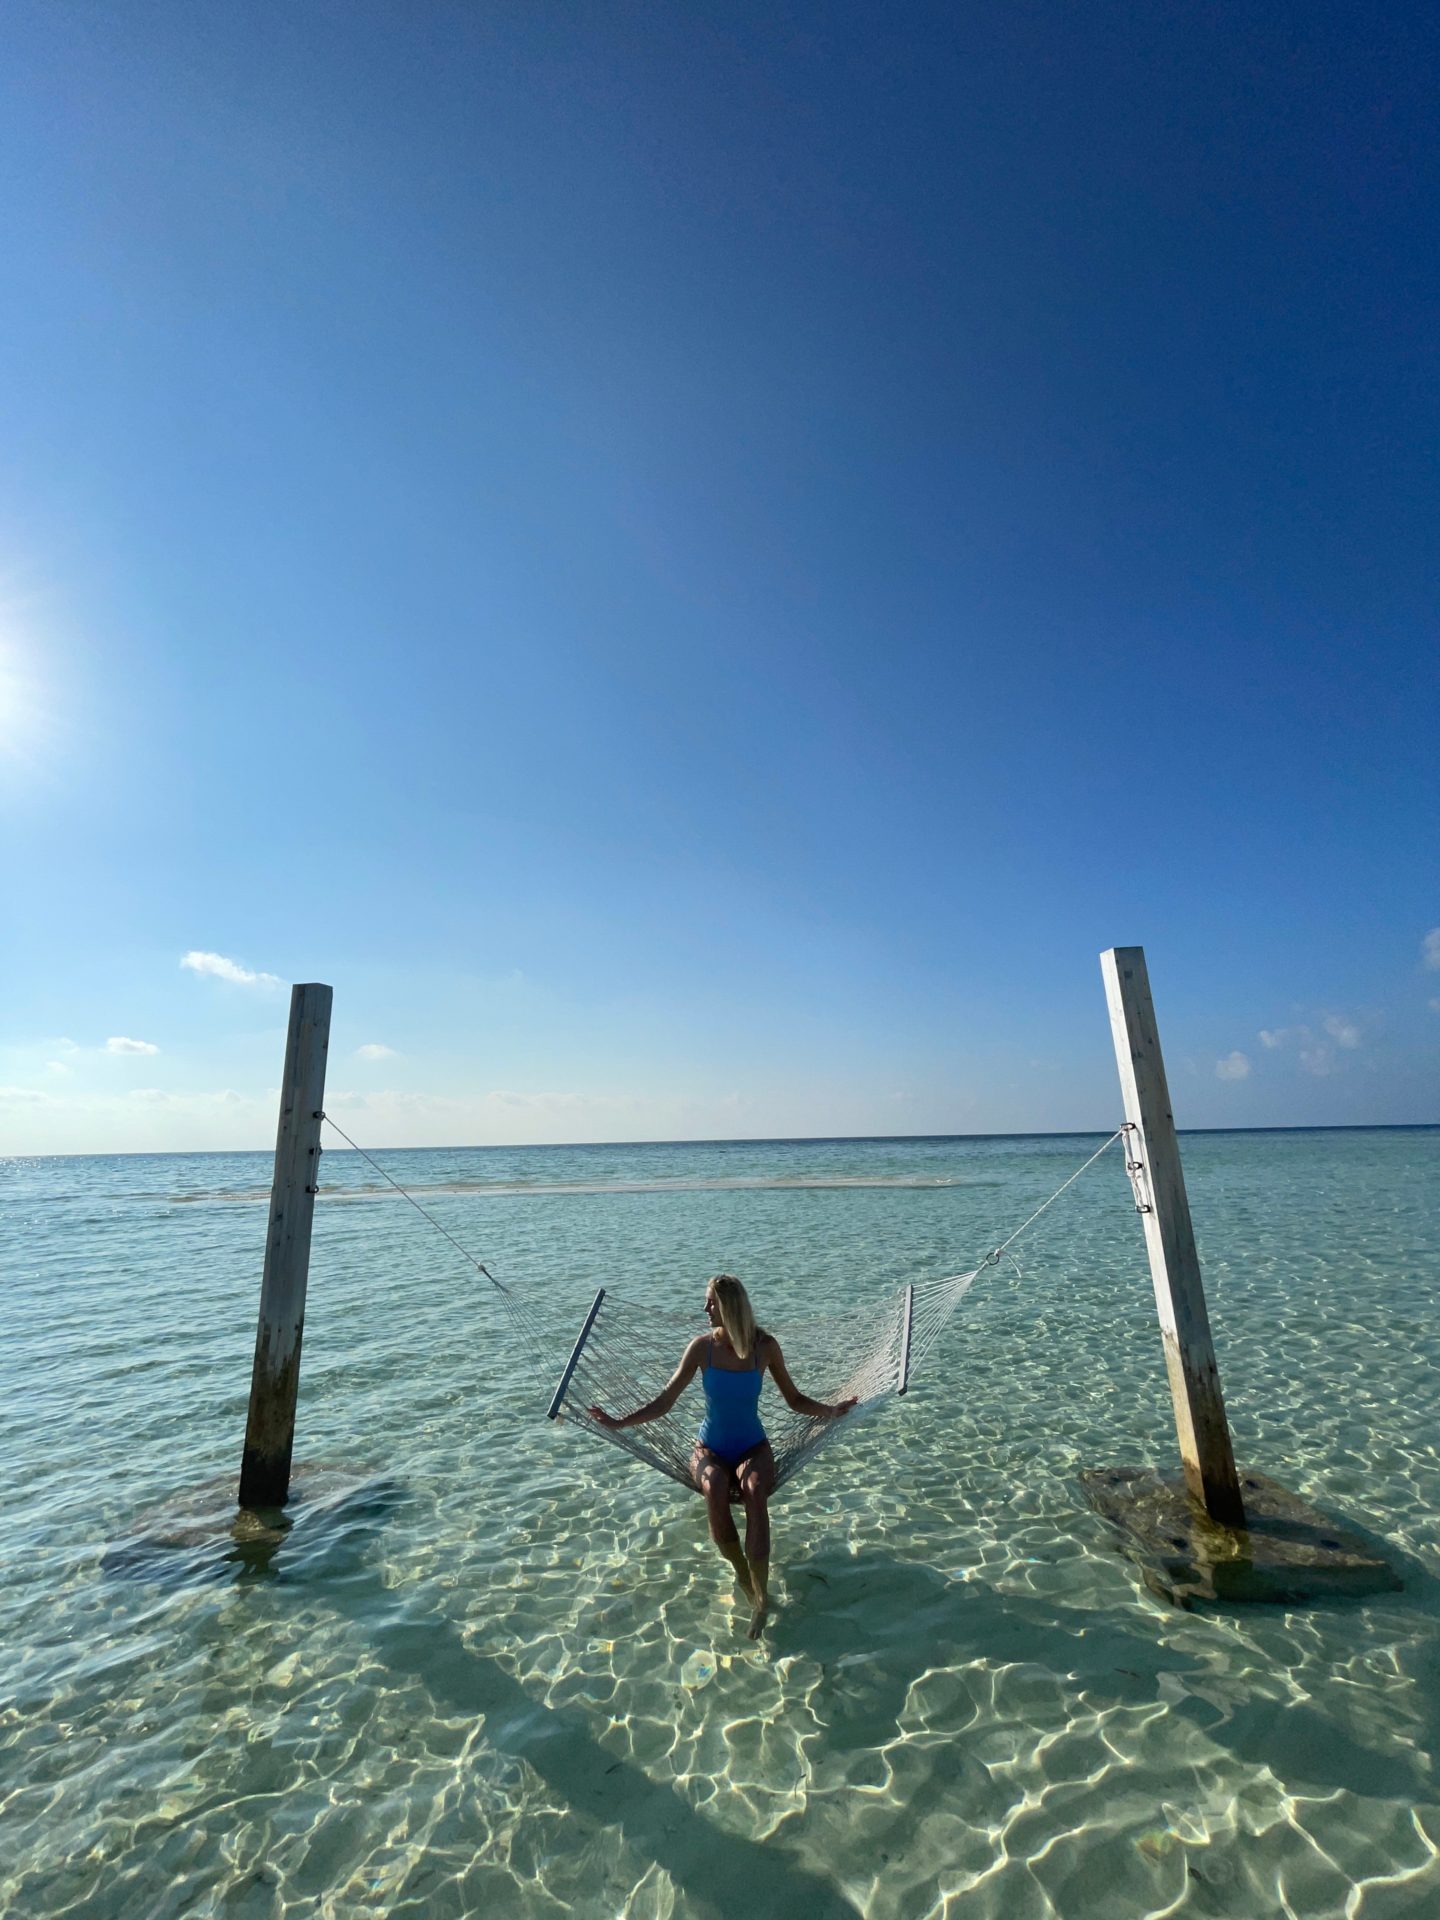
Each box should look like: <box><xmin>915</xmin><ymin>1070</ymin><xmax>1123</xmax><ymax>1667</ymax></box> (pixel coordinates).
<box><xmin>319</xmin><ymin>1116</ymin><xmax>1126</xmax><ymax>1492</ymax></box>
<box><xmin>320</xmin><ymin>1113</ymin><xmax>508</xmax><ymax>1290</ymax></box>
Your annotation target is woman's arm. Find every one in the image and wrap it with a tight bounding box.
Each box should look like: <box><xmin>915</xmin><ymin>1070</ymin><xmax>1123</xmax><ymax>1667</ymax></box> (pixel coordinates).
<box><xmin>588</xmin><ymin>1335</ymin><xmax>706</xmax><ymax>1430</ymax></box>
<box><xmin>765</xmin><ymin>1337</ymin><xmax>858</xmax><ymax>1420</ymax></box>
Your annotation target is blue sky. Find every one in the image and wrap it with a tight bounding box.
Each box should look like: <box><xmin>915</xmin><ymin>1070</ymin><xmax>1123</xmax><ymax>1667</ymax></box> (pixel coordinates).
<box><xmin>1</xmin><ymin>0</ymin><xmax>1436</xmax><ymax>1153</ymax></box>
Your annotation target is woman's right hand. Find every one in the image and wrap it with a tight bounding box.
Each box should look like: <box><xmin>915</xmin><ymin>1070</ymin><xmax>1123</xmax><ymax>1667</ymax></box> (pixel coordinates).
<box><xmin>588</xmin><ymin>1405</ymin><xmax>619</xmax><ymax>1430</ymax></box>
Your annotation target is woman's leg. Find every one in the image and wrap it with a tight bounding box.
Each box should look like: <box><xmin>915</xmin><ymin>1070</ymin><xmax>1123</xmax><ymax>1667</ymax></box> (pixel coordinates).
<box><xmin>691</xmin><ymin>1445</ymin><xmax>754</xmax><ymax>1604</ymax></box>
<box><xmin>737</xmin><ymin>1443</ymin><xmax>776</xmax><ymax>1637</ymax></box>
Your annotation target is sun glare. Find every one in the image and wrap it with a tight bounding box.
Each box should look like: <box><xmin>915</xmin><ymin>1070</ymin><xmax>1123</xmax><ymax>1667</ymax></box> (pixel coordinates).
<box><xmin>0</xmin><ymin>652</ymin><xmax>25</xmax><ymax>736</ymax></box>
<box><xmin>0</xmin><ymin>643</ymin><xmax>41</xmax><ymax>759</ymax></box>
<box><xmin>0</xmin><ymin>609</ymin><xmax>66</xmax><ymax>779</ymax></box>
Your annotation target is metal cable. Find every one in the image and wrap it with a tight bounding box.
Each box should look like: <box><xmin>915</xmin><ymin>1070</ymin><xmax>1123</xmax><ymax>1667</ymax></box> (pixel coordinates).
<box><xmin>320</xmin><ymin>1112</ymin><xmax>507</xmax><ymax>1291</ymax></box>
<box><xmin>984</xmin><ymin>1127</ymin><xmax>1126</xmax><ymax>1263</ymax></box>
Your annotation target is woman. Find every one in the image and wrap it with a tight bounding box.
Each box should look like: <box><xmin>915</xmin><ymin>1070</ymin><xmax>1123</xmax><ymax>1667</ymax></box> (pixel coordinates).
<box><xmin>589</xmin><ymin>1274</ymin><xmax>856</xmax><ymax>1637</ymax></box>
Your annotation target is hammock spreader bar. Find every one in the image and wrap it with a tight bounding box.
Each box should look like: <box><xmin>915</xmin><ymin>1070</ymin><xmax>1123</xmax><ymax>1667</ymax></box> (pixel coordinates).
<box><xmin>548</xmin><ymin>1286</ymin><xmax>606</xmax><ymax>1420</ymax></box>
<box><xmin>897</xmin><ymin>1283</ymin><xmax>914</xmax><ymax>1396</ymax></box>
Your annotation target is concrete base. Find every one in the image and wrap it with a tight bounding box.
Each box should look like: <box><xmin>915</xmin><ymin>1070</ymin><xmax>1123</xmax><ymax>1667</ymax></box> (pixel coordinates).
<box><xmin>103</xmin><ymin>1463</ymin><xmax>404</xmax><ymax>1585</ymax></box>
<box><xmin>1080</xmin><ymin>1465</ymin><xmax>1403</xmax><ymax>1609</ymax></box>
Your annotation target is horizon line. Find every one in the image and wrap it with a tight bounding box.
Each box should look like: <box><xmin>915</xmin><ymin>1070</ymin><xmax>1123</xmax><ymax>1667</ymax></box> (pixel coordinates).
<box><xmin>9</xmin><ymin>1120</ymin><xmax>1437</xmax><ymax>1162</ymax></box>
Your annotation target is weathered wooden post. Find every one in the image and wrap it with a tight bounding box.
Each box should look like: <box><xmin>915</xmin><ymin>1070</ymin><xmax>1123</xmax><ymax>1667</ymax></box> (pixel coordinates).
<box><xmin>239</xmin><ymin>982</ymin><xmax>332</xmax><ymax>1509</ymax></box>
<box><xmin>1100</xmin><ymin>946</ymin><xmax>1245</xmax><ymax>1527</ymax></box>
<box><xmin>1084</xmin><ymin>948</ymin><xmax>1400</xmax><ymax>1602</ymax></box>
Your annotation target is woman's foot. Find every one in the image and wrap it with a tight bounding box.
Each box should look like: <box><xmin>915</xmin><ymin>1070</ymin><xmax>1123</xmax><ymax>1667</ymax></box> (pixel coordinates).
<box><xmin>746</xmin><ymin>1596</ymin><xmax>769</xmax><ymax>1639</ymax></box>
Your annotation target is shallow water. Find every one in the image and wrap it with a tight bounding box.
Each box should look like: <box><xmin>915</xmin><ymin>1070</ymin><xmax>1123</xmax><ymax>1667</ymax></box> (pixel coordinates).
<box><xmin>3</xmin><ymin>1128</ymin><xmax>1439</xmax><ymax>1919</ymax></box>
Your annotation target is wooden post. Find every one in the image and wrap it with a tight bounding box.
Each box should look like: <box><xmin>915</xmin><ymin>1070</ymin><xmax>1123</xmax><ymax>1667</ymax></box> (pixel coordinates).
<box><xmin>239</xmin><ymin>982</ymin><xmax>332</xmax><ymax>1508</ymax></box>
<box><xmin>1100</xmin><ymin>947</ymin><xmax>1244</xmax><ymax>1527</ymax></box>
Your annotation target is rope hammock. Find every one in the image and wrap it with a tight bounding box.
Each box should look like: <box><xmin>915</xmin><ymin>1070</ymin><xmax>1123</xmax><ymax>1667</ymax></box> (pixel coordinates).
<box><xmin>320</xmin><ymin>1117</ymin><xmax>1127</xmax><ymax>1494</ymax></box>
<box><xmin>539</xmin><ymin>1269</ymin><xmax>975</xmax><ymax>1493</ymax></box>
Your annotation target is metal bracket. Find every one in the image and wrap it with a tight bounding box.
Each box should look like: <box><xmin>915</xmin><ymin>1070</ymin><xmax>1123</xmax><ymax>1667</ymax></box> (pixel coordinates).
<box><xmin>1121</xmin><ymin>1125</ymin><xmax>1153</xmax><ymax>1214</ymax></box>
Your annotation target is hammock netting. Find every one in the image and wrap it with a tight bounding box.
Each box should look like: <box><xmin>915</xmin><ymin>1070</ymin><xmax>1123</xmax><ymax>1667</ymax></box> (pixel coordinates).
<box><xmin>495</xmin><ymin>1265</ymin><xmax>983</xmax><ymax>1493</ymax></box>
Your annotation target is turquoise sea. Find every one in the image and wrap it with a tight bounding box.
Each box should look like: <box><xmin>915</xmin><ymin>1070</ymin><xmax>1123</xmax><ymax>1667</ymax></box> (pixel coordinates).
<box><xmin>3</xmin><ymin>1126</ymin><xmax>1439</xmax><ymax>1919</ymax></box>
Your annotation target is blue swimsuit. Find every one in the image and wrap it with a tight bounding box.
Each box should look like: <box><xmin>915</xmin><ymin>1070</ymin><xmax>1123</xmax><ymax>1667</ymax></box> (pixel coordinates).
<box><xmin>698</xmin><ymin>1339</ymin><xmax>766</xmax><ymax>1464</ymax></box>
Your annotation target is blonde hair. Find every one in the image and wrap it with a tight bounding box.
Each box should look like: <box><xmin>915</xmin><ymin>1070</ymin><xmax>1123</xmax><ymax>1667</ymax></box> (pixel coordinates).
<box><xmin>709</xmin><ymin>1274</ymin><xmax>760</xmax><ymax>1360</ymax></box>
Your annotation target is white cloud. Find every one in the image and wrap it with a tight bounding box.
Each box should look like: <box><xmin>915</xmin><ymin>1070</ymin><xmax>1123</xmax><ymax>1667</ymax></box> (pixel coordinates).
<box><xmin>45</xmin><ymin>1060</ymin><xmax>70</xmax><ymax>1075</ymax></box>
<box><xmin>1321</xmin><ymin>1013</ymin><xmax>1362</xmax><ymax>1049</ymax></box>
<box><xmin>106</xmin><ymin>1036</ymin><xmax>159</xmax><ymax>1055</ymax></box>
<box><xmin>355</xmin><ymin>1043</ymin><xmax>397</xmax><ymax>1062</ymax></box>
<box><xmin>0</xmin><ymin>1085</ymin><xmax>275</xmax><ymax>1154</ymax></box>
<box><xmin>324</xmin><ymin>1087</ymin><xmax>645</xmax><ymax>1123</ymax></box>
<box><xmin>181</xmin><ymin>950</ymin><xmax>282</xmax><ymax>988</ymax></box>
<box><xmin>1215</xmin><ymin>1051</ymin><xmax>1251</xmax><ymax>1082</ymax></box>
<box><xmin>1424</xmin><ymin>928</ymin><xmax>1440</xmax><ymax>971</ymax></box>
<box><xmin>1258</xmin><ymin>1013</ymin><xmax>1366</xmax><ymax>1066</ymax></box>
<box><xmin>491</xmin><ymin>1089</ymin><xmax>596</xmax><ymax>1113</ymax></box>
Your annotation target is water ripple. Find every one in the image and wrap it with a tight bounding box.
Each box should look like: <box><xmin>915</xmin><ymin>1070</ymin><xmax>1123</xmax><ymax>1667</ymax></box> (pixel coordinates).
<box><xmin>2</xmin><ymin>1129</ymin><xmax>1438</xmax><ymax>1918</ymax></box>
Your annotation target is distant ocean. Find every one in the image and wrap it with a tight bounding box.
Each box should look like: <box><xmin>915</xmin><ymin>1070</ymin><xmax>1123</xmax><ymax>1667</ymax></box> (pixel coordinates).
<box><xmin>4</xmin><ymin>1127</ymin><xmax>1438</xmax><ymax>1918</ymax></box>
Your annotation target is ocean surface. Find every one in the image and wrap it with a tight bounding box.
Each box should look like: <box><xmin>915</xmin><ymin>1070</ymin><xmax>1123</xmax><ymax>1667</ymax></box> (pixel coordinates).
<box><xmin>3</xmin><ymin>1126</ymin><xmax>1439</xmax><ymax>1919</ymax></box>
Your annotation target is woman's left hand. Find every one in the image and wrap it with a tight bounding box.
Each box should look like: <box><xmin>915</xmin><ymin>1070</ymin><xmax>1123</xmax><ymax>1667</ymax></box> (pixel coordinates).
<box><xmin>830</xmin><ymin>1397</ymin><xmax>858</xmax><ymax>1418</ymax></box>
<box><xmin>588</xmin><ymin>1405</ymin><xmax>620</xmax><ymax>1430</ymax></box>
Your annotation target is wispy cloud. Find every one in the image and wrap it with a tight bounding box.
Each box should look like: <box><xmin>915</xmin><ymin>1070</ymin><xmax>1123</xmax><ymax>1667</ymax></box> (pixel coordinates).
<box><xmin>106</xmin><ymin>1035</ymin><xmax>159</xmax><ymax>1055</ymax></box>
<box><xmin>355</xmin><ymin>1043</ymin><xmax>397</xmax><ymax>1062</ymax></box>
<box><xmin>0</xmin><ymin>1084</ymin><xmax>275</xmax><ymax>1152</ymax></box>
<box><xmin>323</xmin><ymin>1087</ymin><xmax>645</xmax><ymax>1121</ymax></box>
<box><xmin>1257</xmin><ymin>1009</ymin><xmax>1369</xmax><ymax>1076</ymax></box>
<box><xmin>181</xmin><ymin>950</ymin><xmax>282</xmax><ymax>988</ymax></box>
<box><xmin>1423</xmin><ymin>928</ymin><xmax>1440</xmax><ymax>972</ymax></box>
<box><xmin>1215</xmin><ymin>1051</ymin><xmax>1251</xmax><ymax>1082</ymax></box>
<box><xmin>121</xmin><ymin>1086</ymin><xmax>248</xmax><ymax>1110</ymax></box>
